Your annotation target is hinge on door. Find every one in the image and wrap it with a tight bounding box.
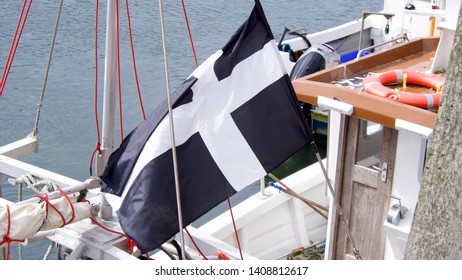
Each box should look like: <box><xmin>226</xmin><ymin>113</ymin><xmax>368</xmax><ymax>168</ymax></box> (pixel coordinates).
<box><xmin>381</xmin><ymin>162</ymin><xmax>388</xmax><ymax>182</ymax></box>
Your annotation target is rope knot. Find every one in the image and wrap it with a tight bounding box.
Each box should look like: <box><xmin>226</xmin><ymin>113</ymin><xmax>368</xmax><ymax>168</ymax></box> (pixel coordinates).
<box><xmin>95</xmin><ymin>142</ymin><xmax>102</xmax><ymax>153</ymax></box>
<box><xmin>1</xmin><ymin>205</ymin><xmax>25</xmax><ymax>260</ymax></box>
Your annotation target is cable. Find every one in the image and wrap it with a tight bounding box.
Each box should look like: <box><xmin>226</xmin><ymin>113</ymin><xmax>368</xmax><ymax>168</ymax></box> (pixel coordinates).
<box><xmin>184</xmin><ymin>227</ymin><xmax>208</xmax><ymax>260</ymax></box>
<box><xmin>115</xmin><ymin>0</ymin><xmax>124</xmax><ymax>141</ymax></box>
<box><xmin>227</xmin><ymin>197</ymin><xmax>243</xmax><ymax>260</ymax></box>
<box><xmin>125</xmin><ymin>0</ymin><xmax>146</xmax><ymax>120</ymax></box>
<box><xmin>0</xmin><ymin>0</ymin><xmax>33</xmax><ymax>96</ymax></box>
<box><xmin>32</xmin><ymin>0</ymin><xmax>63</xmax><ymax>137</ymax></box>
<box><xmin>90</xmin><ymin>0</ymin><xmax>102</xmax><ymax>177</ymax></box>
<box><xmin>181</xmin><ymin>0</ymin><xmax>198</xmax><ymax>67</ymax></box>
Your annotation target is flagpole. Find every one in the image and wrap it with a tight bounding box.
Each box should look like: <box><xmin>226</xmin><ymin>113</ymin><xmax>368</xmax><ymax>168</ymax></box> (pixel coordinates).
<box><xmin>157</xmin><ymin>0</ymin><xmax>186</xmax><ymax>259</ymax></box>
<box><xmin>99</xmin><ymin>0</ymin><xmax>117</xmax><ymax>176</ymax></box>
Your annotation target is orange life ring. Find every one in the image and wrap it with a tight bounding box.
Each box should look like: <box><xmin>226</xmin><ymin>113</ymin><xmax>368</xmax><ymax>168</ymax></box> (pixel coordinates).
<box><xmin>362</xmin><ymin>69</ymin><xmax>444</xmax><ymax>109</ymax></box>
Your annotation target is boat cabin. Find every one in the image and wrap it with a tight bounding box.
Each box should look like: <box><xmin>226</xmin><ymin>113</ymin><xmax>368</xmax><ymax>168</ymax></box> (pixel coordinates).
<box><xmin>293</xmin><ymin>37</ymin><xmax>442</xmax><ymax>259</ymax></box>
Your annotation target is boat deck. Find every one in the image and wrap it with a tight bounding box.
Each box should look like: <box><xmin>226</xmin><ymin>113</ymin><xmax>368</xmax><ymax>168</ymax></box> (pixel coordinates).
<box><xmin>293</xmin><ymin>37</ymin><xmax>441</xmax><ymax>129</ymax></box>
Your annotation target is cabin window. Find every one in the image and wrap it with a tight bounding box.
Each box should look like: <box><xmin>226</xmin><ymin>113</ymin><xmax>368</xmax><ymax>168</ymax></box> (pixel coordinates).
<box><xmin>355</xmin><ymin>120</ymin><xmax>383</xmax><ymax>168</ymax></box>
<box><xmin>363</xmin><ymin>121</ymin><xmax>383</xmax><ymax>138</ymax></box>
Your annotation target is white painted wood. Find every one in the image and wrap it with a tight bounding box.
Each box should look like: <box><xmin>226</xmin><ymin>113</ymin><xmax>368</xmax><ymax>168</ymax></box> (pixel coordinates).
<box><xmin>318</xmin><ymin>96</ymin><xmax>354</xmax><ymax>115</ymax></box>
<box><xmin>395</xmin><ymin>118</ymin><xmax>433</xmax><ymax>139</ymax></box>
<box><xmin>383</xmin><ymin>131</ymin><xmax>427</xmax><ymax>259</ymax></box>
<box><xmin>0</xmin><ymin>135</ymin><xmax>38</xmax><ymax>159</ymax></box>
<box><xmin>200</xmin><ymin>162</ymin><xmax>329</xmax><ymax>259</ymax></box>
<box><xmin>0</xmin><ymin>155</ymin><xmax>81</xmax><ymax>188</ymax></box>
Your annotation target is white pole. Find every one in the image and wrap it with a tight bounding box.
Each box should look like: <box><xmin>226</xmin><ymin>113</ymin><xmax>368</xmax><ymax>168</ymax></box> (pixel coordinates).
<box><xmin>15</xmin><ymin>178</ymin><xmax>101</xmax><ymax>205</ymax></box>
<box><xmin>158</xmin><ymin>0</ymin><xmax>186</xmax><ymax>259</ymax></box>
<box><xmin>98</xmin><ymin>0</ymin><xmax>118</xmax><ymax>176</ymax></box>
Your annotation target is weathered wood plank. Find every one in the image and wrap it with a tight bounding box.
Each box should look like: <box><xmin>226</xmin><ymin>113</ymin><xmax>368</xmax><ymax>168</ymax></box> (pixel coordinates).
<box><xmin>352</xmin><ymin>165</ymin><xmax>379</xmax><ymax>189</ymax></box>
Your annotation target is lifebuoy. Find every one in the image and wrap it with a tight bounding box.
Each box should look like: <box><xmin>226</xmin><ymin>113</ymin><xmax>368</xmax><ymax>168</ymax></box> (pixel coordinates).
<box><xmin>362</xmin><ymin>69</ymin><xmax>444</xmax><ymax>109</ymax></box>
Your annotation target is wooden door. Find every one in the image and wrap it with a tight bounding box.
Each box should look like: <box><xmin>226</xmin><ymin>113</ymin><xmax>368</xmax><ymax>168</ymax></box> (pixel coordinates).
<box><xmin>330</xmin><ymin>116</ymin><xmax>398</xmax><ymax>260</ymax></box>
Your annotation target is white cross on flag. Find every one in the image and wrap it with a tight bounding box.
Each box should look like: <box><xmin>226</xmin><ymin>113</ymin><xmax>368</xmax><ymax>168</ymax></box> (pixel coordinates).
<box><xmin>101</xmin><ymin>0</ymin><xmax>310</xmax><ymax>252</ymax></box>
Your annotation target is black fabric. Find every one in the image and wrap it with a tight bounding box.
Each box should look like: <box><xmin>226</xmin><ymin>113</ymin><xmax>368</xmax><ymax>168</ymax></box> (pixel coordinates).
<box><xmin>214</xmin><ymin>0</ymin><xmax>273</xmax><ymax>81</ymax></box>
<box><xmin>231</xmin><ymin>76</ymin><xmax>309</xmax><ymax>172</ymax></box>
<box><xmin>100</xmin><ymin>0</ymin><xmax>310</xmax><ymax>253</ymax></box>
<box><xmin>118</xmin><ymin>133</ymin><xmax>235</xmax><ymax>252</ymax></box>
<box><xmin>101</xmin><ymin>76</ymin><xmax>197</xmax><ymax>196</ymax></box>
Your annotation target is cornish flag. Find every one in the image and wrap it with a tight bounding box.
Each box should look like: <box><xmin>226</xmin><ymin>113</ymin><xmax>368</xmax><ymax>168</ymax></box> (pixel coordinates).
<box><xmin>101</xmin><ymin>0</ymin><xmax>310</xmax><ymax>252</ymax></box>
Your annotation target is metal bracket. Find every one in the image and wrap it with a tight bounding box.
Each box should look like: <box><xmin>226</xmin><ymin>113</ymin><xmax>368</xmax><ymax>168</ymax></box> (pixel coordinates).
<box><xmin>256</xmin><ymin>177</ymin><xmax>273</xmax><ymax>200</ymax></box>
<box><xmin>387</xmin><ymin>195</ymin><xmax>408</xmax><ymax>225</ymax></box>
<box><xmin>381</xmin><ymin>162</ymin><xmax>388</xmax><ymax>182</ymax></box>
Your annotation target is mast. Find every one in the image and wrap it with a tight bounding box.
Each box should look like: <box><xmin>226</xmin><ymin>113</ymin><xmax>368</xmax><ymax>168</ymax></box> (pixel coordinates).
<box><xmin>97</xmin><ymin>0</ymin><xmax>118</xmax><ymax>176</ymax></box>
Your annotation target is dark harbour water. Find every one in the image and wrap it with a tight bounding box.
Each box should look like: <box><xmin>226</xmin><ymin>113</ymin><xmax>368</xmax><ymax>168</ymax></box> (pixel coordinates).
<box><xmin>0</xmin><ymin>0</ymin><xmax>382</xmax><ymax>259</ymax></box>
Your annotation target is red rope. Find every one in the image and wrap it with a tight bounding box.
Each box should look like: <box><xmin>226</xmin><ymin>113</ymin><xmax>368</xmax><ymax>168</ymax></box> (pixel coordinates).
<box><xmin>89</xmin><ymin>217</ymin><xmax>147</xmax><ymax>257</ymax></box>
<box><xmin>181</xmin><ymin>0</ymin><xmax>199</xmax><ymax>68</ymax></box>
<box><xmin>90</xmin><ymin>0</ymin><xmax>102</xmax><ymax>177</ymax></box>
<box><xmin>33</xmin><ymin>189</ymin><xmax>76</xmax><ymax>228</ymax></box>
<box><xmin>215</xmin><ymin>251</ymin><xmax>230</xmax><ymax>260</ymax></box>
<box><xmin>0</xmin><ymin>205</ymin><xmax>25</xmax><ymax>260</ymax></box>
<box><xmin>184</xmin><ymin>227</ymin><xmax>208</xmax><ymax>260</ymax></box>
<box><xmin>0</xmin><ymin>0</ymin><xmax>27</xmax><ymax>91</ymax></box>
<box><xmin>0</xmin><ymin>0</ymin><xmax>33</xmax><ymax>96</ymax></box>
<box><xmin>84</xmin><ymin>197</ymin><xmax>146</xmax><ymax>257</ymax></box>
<box><xmin>90</xmin><ymin>217</ymin><xmax>128</xmax><ymax>239</ymax></box>
<box><xmin>125</xmin><ymin>0</ymin><xmax>146</xmax><ymax>120</ymax></box>
<box><xmin>57</xmin><ymin>188</ymin><xmax>75</xmax><ymax>225</ymax></box>
<box><xmin>115</xmin><ymin>0</ymin><xmax>124</xmax><ymax>141</ymax></box>
<box><xmin>89</xmin><ymin>143</ymin><xmax>101</xmax><ymax>177</ymax></box>
<box><xmin>227</xmin><ymin>196</ymin><xmax>243</xmax><ymax>260</ymax></box>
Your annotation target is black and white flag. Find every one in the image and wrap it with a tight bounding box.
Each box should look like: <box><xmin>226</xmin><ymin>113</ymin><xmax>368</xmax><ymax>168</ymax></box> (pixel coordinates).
<box><xmin>101</xmin><ymin>0</ymin><xmax>310</xmax><ymax>252</ymax></box>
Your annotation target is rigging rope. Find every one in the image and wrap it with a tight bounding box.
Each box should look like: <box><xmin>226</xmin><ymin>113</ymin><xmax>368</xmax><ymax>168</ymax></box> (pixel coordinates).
<box><xmin>32</xmin><ymin>0</ymin><xmax>64</xmax><ymax>137</ymax></box>
<box><xmin>184</xmin><ymin>227</ymin><xmax>208</xmax><ymax>260</ymax></box>
<box><xmin>90</xmin><ymin>0</ymin><xmax>102</xmax><ymax>177</ymax></box>
<box><xmin>89</xmin><ymin>216</ymin><xmax>149</xmax><ymax>258</ymax></box>
<box><xmin>115</xmin><ymin>0</ymin><xmax>124</xmax><ymax>141</ymax></box>
<box><xmin>125</xmin><ymin>0</ymin><xmax>146</xmax><ymax>120</ymax></box>
<box><xmin>17</xmin><ymin>182</ymin><xmax>24</xmax><ymax>260</ymax></box>
<box><xmin>21</xmin><ymin>174</ymin><xmax>57</xmax><ymax>194</ymax></box>
<box><xmin>227</xmin><ymin>197</ymin><xmax>243</xmax><ymax>260</ymax></box>
<box><xmin>80</xmin><ymin>201</ymin><xmax>146</xmax><ymax>258</ymax></box>
<box><xmin>90</xmin><ymin>0</ymin><xmax>147</xmax><ymax>175</ymax></box>
<box><xmin>181</xmin><ymin>0</ymin><xmax>198</xmax><ymax>67</ymax></box>
<box><xmin>43</xmin><ymin>242</ymin><xmax>56</xmax><ymax>260</ymax></box>
<box><xmin>309</xmin><ymin>141</ymin><xmax>363</xmax><ymax>259</ymax></box>
<box><xmin>0</xmin><ymin>0</ymin><xmax>33</xmax><ymax>96</ymax></box>
<box><xmin>158</xmin><ymin>0</ymin><xmax>186</xmax><ymax>260</ymax></box>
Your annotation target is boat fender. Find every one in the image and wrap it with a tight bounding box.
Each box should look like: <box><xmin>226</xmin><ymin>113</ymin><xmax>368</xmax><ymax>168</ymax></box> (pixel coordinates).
<box><xmin>362</xmin><ymin>69</ymin><xmax>444</xmax><ymax>109</ymax></box>
<box><xmin>289</xmin><ymin>44</ymin><xmax>339</xmax><ymax>80</ymax></box>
